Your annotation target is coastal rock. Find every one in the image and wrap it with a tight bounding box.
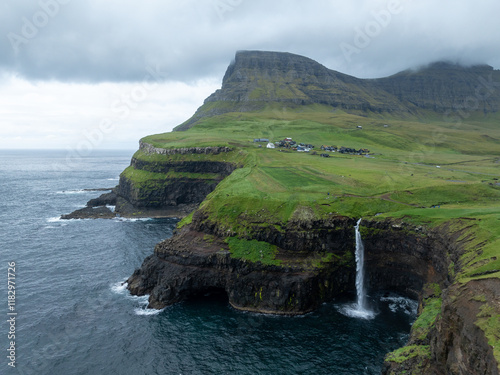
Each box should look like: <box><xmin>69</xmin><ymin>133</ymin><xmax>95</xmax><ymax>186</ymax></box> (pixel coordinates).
<box><xmin>86</xmin><ymin>191</ymin><xmax>117</xmax><ymax>207</ymax></box>
<box><xmin>127</xmin><ymin>226</ymin><xmax>353</xmax><ymax>314</ymax></box>
<box><xmin>65</xmin><ymin>147</ymin><xmax>239</xmax><ymax>219</ymax></box>
<box><xmin>116</xmin><ymin>176</ymin><xmax>219</xmax><ymax>209</ymax></box>
<box><xmin>113</xmin><ymin>151</ymin><xmax>239</xmax><ymax>217</ymax></box>
<box><xmin>128</xmin><ymin>217</ymin><xmax>453</xmax><ymax>316</ymax></box>
<box><xmin>61</xmin><ymin>190</ymin><xmax>117</xmax><ymax>219</ymax></box>
<box><xmin>430</xmin><ymin>279</ymin><xmax>500</xmax><ymax>375</ymax></box>
<box><xmin>60</xmin><ymin>205</ymin><xmax>115</xmax><ymax>219</ymax></box>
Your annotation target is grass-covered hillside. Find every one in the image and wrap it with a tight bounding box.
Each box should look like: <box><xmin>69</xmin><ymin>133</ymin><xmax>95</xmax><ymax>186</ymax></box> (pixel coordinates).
<box><xmin>125</xmin><ymin>52</ymin><xmax>500</xmax><ymax>371</ymax></box>
<box><xmin>134</xmin><ymin>104</ymin><xmax>500</xmax><ymax>280</ymax></box>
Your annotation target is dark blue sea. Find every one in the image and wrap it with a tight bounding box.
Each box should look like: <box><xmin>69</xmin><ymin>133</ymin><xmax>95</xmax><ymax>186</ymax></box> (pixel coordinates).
<box><xmin>1</xmin><ymin>150</ymin><xmax>417</xmax><ymax>375</ymax></box>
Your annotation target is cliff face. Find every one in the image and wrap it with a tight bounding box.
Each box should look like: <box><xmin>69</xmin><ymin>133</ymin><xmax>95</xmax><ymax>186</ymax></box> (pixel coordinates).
<box><xmin>431</xmin><ymin>279</ymin><xmax>500</xmax><ymax>375</ymax></box>
<box><xmin>376</xmin><ymin>62</ymin><xmax>500</xmax><ymax>113</ymax></box>
<box><xmin>383</xmin><ymin>278</ymin><xmax>500</xmax><ymax>375</ymax></box>
<box><xmin>176</xmin><ymin>51</ymin><xmax>500</xmax><ymax>130</ymax></box>
<box><xmin>128</xmin><ymin>216</ymin><xmax>450</xmax><ymax>314</ymax></box>
<box><xmin>128</xmin><ymin>214</ymin><xmax>499</xmax><ymax>373</ymax></box>
<box><xmin>128</xmin><ymin>214</ymin><xmax>357</xmax><ymax>314</ymax></box>
<box><xmin>379</xmin><ymin>220</ymin><xmax>500</xmax><ymax>375</ymax></box>
<box><xmin>127</xmin><ymin>228</ymin><xmax>352</xmax><ymax>314</ymax></box>
<box><xmin>113</xmin><ymin>142</ymin><xmax>238</xmax><ymax>217</ymax></box>
<box><xmin>362</xmin><ymin>221</ymin><xmax>455</xmax><ymax>299</ymax></box>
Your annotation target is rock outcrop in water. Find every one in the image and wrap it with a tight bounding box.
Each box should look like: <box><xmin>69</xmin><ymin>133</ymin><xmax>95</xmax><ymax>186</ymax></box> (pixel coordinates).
<box><xmin>61</xmin><ymin>190</ymin><xmax>117</xmax><ymax>219</ymax></box>
<box><xmin>60</xmin><ymin>205</ymin><xmax>115</xmax><ymax>219</ymax></box>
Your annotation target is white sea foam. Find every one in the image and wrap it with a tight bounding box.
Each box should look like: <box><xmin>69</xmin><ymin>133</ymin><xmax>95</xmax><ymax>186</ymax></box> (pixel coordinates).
<box><xmin>110</xmin><ymin>281</ymin><xmax>128</xmax><ymax>295</ymax></box>
<box><xmin>107</xmin><ymin>178</ymin><xmax>119</xmax><ymax>181</ymax></box>
<box><xmin>380</xmin><ymin>295</ymin><xmax>418</xmax><ymax>315</ymax></box>
<box><xmin>134</xmin><ymin>306</ymin><xmax>164</xmax><ymax>316</ymax></box>
<box><xmin>56</xmin><ymin>189</ymin><xmax>89</xmax><ymax>195</ymax></box>
<box><xmin>113</xmin><ymin>217</ymin><xmax>151</xmax><ymax>222</ymax></box>
<box><xmin>45</xmin><ymin>216</ymin><xmax>71</xmax><ymax>228</ymax></box>
<box><xmin>133</xmin><ymin>295</ymin><xmax>164</xmax><ymax>316</ymax></box>
<box><xmin>47</xmin><ymin>216</ymin><xmax>89</xmax><ymax>223</ymax></box>
<box><xmin>111</xmin><ymin>281</ymin><xmax>164</xmax><ymax>316</ymax></box>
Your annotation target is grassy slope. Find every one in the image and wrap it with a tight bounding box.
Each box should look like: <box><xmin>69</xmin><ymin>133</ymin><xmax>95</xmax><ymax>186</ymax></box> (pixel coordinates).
<box><xmin>135</xmin><ymin>106</ymin><xmax>500</xmax><ymax>365</ymax></box>
<box><xmin>142</xmin><ymin>106</ymin><xmax>500</xmax><ymax>224</ymax></box>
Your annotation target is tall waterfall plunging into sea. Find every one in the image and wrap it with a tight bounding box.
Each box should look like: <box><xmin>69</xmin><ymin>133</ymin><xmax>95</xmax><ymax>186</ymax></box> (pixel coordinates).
<box><xmin>338</xmin><ymin>218</ymin><xmax>376</xmax><ymax>319</ymax></box>
<box><xmin>354</xmin><ymin>218</ymin><xmax>368</xmax><ymax>311</ymax></box>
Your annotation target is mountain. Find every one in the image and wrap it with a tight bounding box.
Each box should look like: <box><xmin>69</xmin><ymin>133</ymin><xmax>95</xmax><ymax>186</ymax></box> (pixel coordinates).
<box><xmin>376</xmin><ymin>61</ymin><xmax>500</xmax><ymax>113</ymax></box>
<box><xmin>176</xmin><ymin>51</ymin><xmax>500</xmax><ymax>130</ymax></box>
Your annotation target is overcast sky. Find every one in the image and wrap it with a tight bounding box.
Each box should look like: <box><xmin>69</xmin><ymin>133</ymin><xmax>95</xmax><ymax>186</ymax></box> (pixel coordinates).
<box><xmin>1</xmin><ymin>0</ymin><xmax>499</xmax><ymax>150</ymax></box>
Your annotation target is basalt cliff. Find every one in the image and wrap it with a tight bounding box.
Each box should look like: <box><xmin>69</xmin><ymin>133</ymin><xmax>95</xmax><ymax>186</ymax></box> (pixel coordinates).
<box><xmin>72</xmin><ymin>51</ymin><xmax>500</xmax><ymax>374</ymax></box>
<box><xmin>127</xmin><ymin>214</ymin><xmax>499</xmax><ymax>374</ymax></box>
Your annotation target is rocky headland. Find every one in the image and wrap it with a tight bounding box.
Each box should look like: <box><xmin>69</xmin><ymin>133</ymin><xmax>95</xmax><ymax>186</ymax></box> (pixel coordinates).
<box><xmin>127</xmin><ymin>210</ymin><xmax>499</xmax><ymax>374</ymax></box>
<box><xmin>66</xmin><ymin>51</ymin><xmax>500</xmax><ymax>374</ymax></box>
<box><xmin>61</xmin><ymin>141</ymin><xmax>237</xmax><ymax>220</ymax></box>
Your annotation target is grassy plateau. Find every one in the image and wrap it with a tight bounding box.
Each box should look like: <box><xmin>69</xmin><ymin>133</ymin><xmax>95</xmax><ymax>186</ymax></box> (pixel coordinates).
<box><xmin>138</xmin><ymin>106</ymin><xmax>500</xmax><ymax>227</ymax></box>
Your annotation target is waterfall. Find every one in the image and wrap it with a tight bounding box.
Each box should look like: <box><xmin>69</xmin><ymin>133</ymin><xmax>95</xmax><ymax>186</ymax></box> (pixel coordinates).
<box><xmin>354</xmin><ymin>218</ymin><xmax>367</xmax><ymax>311</ymax></box>
<box><xmin>338</xmin><ymin>218</ymin><xmax>375</xmax><ymax>319</ymax></box>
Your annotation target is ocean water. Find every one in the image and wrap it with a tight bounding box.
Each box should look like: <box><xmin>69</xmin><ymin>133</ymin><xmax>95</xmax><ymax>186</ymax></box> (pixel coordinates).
<box><xmin>0</xmin><ymin>150</ymin><xmax>417</xmax><ymax>375</ymax></box>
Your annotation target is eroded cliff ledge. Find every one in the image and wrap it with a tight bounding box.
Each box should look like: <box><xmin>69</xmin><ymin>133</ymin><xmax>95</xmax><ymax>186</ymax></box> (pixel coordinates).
<box><xmin>116</xmin><ymin>143</ymin><xmax>238</xmax><ymax>216</ymax></box>
<box><xmin>61</xmin><ymin>143</ymin><xmax>239</xmax><ymax>219</ymax></box>
<box><xmin>127</xmin><ymin>214</ymin><xmax>457</xmax><ymax>314</ymax></box>
<box><xmin>127</xmin><ymin>213</ymin><xmax>356</xmax><ymax>314</ymax></box>
<box><xmin>115</xmin><ymin>143</ymin><xmax>238</xmax><ymax>217</ymax></box>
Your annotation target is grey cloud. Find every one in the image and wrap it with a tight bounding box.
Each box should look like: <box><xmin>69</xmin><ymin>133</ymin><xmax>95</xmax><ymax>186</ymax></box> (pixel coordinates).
<box><xmin>1</xmin><ymin>0</ymin><xmax>499</xmax><ymax>83</ymax></box>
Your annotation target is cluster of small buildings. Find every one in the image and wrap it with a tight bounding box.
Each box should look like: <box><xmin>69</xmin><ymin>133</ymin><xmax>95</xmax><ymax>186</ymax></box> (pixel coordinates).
<box><xmin>255</xmin><ymin>137</ymin><xmax>315</xmax><ymax>152</ymax></box>
<box><xmin>254</xmin><ymin>137</ymin><xmax>370</xmax><ymax>156</ymax></box>
<box><xmin>320</xmin><ymin>145</ymin><xmax>370</xmax><ymax>155</ymax></box>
